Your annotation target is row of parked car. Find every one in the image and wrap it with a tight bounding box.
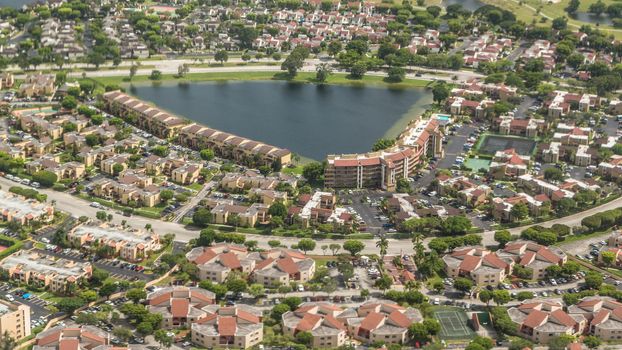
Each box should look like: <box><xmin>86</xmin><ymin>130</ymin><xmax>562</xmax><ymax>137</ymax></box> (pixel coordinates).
<box><xmin>2</xmin><ymin>173</ymin><xmax>40</xmax><ymax>188</ymax></box>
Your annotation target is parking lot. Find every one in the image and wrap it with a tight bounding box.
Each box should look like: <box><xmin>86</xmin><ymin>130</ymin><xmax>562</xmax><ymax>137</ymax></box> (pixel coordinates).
<box><xmin>0</xmin><ymin>283</ymin><xmax>58</xmax><ymax>329</ymax></box>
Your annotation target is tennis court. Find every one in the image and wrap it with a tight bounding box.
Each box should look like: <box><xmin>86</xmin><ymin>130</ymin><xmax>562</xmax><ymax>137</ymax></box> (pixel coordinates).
<box><xmin>434</xmin><ymin>308</ymin><xmax>475</xmax><ymax>340</ymax></box>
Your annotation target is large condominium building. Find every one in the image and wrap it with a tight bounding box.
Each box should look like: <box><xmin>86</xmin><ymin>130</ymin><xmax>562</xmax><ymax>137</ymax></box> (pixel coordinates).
<box><xmin>288</xmin><ymin>191</ymin><xmax>355</xmax><ymax>228</ymax></box>
<box><xmin>567</xmin><ymin>297</ymin><xmax>622</xmax><ymax>341</ymax></box>
<box><xmin>508</xmin><ymin>299</ymin><xmax>586</xmax><ymax>344</ymax></box>
<box><xmin>68</xmin><ymin>224</ymin><xmax>160</xmax><ymax>262</ymax></box>
<box><xmin>324</xmin><ymin>118</ymin><xmax>443</xmax><ymax>190</ymax></box>
<box><xmin>101</xmin><ymin>91</ymin><xmax>292</xmax><ymax>167</ymax></box>
<box><xmin>0</xmin><ymin>190</ymin><xmax>54</xmax><ymax>225</ymax></box>
<box><xmin>498</xmin><ymin>241</ymin><xmax>567</xmax><ymax>280</ymax></box>
<box><xmin>33</xmin><ymin>325</ymin><xmax>123</xmax><ymax>350</ymax></box>
<box><xmin>282</xmin><ymin>303</ymin><xmax>351</xmax><ymax>348</ymax></box>
<box><xmin>191</xmin><ymin>305</ymin><xmax>263</xmax><ymax>349</ymax></box>
<box><xmin>1</xmin><ymin>250</ymin><xmax>92</xmax><ymax>292</ymax></box>
<box><xmin>186</xmin><ymin>245</ymin><xmax>315</xmax><ymax>287</ymax></box>
<box><xmin>346</xmin><ymin>302</ymin><xmax>423</xmax><ymax>345</ymax></box>
<box><xmin>443</xmin><ymin>247</ymin><xmax>513</xmax><ymax>286</ymax></box>
<box><xmin>148</xmin><ymin>287</ymin><xmax>216</xmax><ymax>328</ymax></box>
<box><xmin>489</xmin><ymin>149</ymin><xmax>530</xmax><ymax>179</ymax></box>
<box><xmin>0</xmin><ymin>300</ymin><xmax>30</xmax><ymax>341</ymax></box>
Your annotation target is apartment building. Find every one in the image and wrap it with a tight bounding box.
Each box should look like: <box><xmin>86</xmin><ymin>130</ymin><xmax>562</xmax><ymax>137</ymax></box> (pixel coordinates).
<box><xmin>0</xmin><ymin>300</ymin><xmax>30</xmax><ymax>341</ymax></box>
<box><xmin>100</xmin><ymin>154</ymin><xmax>129</xmax><ymax>175</ymax></box>
<box><xmin>496</xmin><ymin>114</ymin><xmax>545</xmax><ymax>138</ymax></box>
<box><xmin>518</xmin><ymin>174</ymin><xmax>600</xmax><ymax>202</ymax></box>
<box><xmin>491</xmin><ymin>193</ymin><xmax>549</xmax><ymax>222</ymax></box>
<box><xmin>33</xmin><ymin>325</ymin><xmax>117</xmax><ymax>350</ymax></box>
<box><xmin>346</xmin><ymin>302</ymin><xmax>423</xmax><ymax>345</ymax></box>
<box><xmin>443</xmin><ymin>247</ymin><xmax>513</xmax><ymax>286</ymax></box>
<box><xmin>287</xmin><ymin>191</ymin><xmax>354</xmax><ymax>229</ymax></box>
<box><xmin>210</xmin><ymin>202</ymin><xmax>270</xmax><ymax>227</ymax></box>
<box><xmin>102</xmin><ymin>91</ymin><xmax>292</xmax><ymax>166</ymax></box>
<box><xmin>508</xmin><ymin>299</ymin><xmax>586</xmax><ymax>344</ymax></box>
<box><xmin>77</xmin><ymin>145</ymin><xmax>116</xmax><ymax>167</ymax></box>
<box><xmin>1</xmin><ymin>250</ymin><xmax>92</xmax><ymax>293</ymax></box>
<box><xmin>546</xmin><ymin>91</ymin><xmax>600</xmax><ymax>118</ymax></box>
<box><xmin>187</xmin><ymin>245</ymin><xmax>315</xmax><ymax>287</ymax></box>
<box><xmin>567</xmin><ymin>296</ymin><xmax>622</xmax><ymax>341</ymax></box>
<box><xmin>249</xmin><ymin>188</ymin><xmax>288</xmax><ymax>205</ymax></box>
<box><xmin>186</xmin><ymin>244</ymin><xmax>256</xmax><ymax>283</ymax></box>
<box><xmin>68</xmin><ymin>224</ymin><xmax>160</xmax><ymax>262</ymax></box>
<box><xmin>91</xmin><ymin>178</ymin><xmax>161</xmax><ymax>207</ymax></box>
<box><xmin>19</xmin><ymin>73</ymin><xmax>56</xmax><ymax>98</ymax></box>
<box><xmin>171</xmin><ymin>163</ymin><xmax>203</xmax><ymax>185</ymax></box>
<box><xmin>148</xmin><ymin>287</ymin><xmax>216</xmax><ymax>328</ymax></box>
<box><xmin>0</xmin><ymin>190</ymin><xmax>54</xmax><ymax>225</ymax></box>
<box><xmin>26</xmin><ymin>155</ymin><xmax>85</xmax><ymax>181</ymax></box>
<box><xmin>435</xmin><ymin>175</ymin><xmax>491</xmax><ymax>208</ymax></box>
<box><xmin>498</xmin><ymin>241</ymin><xmax>567</xmax><ymax>280</ymax></box>
<box><xmin>552</xmin><ymin>123</ymin><xmax>592</xmax><ymax>146</ymax></box>
<box><xmin>598</xmin><ymin>155</ymin><xmax>622</xmax><ymax>180</ymax></box>
<box><xmin>325</xmin><ymin>118</ymin><xmax>443</xmax><ymax>190</ymax></box>
<box><xmin>102</xmin><ymin>91</ymin><xmax>187</xmax><ymax>139</ymax></box>
<box><xmin>191</xmin><ymin>305</ymin><xmax>263</xmax><ymax>349</ymax></box>
<box><xmin>219</xmin><ymin>171</ymin><xmax>298</xmax><ymax>191</ymax></box>
<box><xmin>489</xmin><ymin>149</ymin><xmax>530</xmax><ymax>179</ymax></box>
<box><xmin>282</xmin><ymin>303</ymin><xmax>350</xmax><ymax>348</ymax></box>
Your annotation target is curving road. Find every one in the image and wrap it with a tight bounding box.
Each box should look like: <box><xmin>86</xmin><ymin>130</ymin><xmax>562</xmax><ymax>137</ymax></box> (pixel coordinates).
<box><xmin>2</xmin><ymin>176</ymin><xmax>621</xmax><ymax>255</ymax></box>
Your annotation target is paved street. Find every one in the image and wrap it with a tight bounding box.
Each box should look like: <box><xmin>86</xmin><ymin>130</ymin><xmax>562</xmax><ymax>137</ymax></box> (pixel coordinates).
<box><xmin>172</xmin><ymin>180</ymin><xmax>216</xmax><ymax>223</ymax></box>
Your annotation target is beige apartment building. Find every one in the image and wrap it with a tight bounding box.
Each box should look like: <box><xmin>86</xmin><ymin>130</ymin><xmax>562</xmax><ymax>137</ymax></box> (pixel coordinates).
<box><xmin>346</xmin><ymin>302</ymin><xmax>423</xmax><ymax>345</ymax></box>
<box><xmin>498</xmin><ymin>240</ymin><xmax>567</xmax><ymax>280</ymax></box>
<box><xmin>148</xmin><ymin>287</ymin><xmax>215</xmax><ymax>328</ymax></box>
<box><xmin>68</xmin><ymin>224</ymin><xmax>160</xmax><ymax>262</ymax></box>
<box><xmin>186</xmin><ymin>245</ymin><xmax>315</xmax><ymax>287</ymax></box>
<box><xmin>443</xmin><ymin>247</ymin><xmax>513</xmax><ymax>286</ymax></box>
<box><xmin>282</xmin><ymin>303</ymin><xmax>350</xmax><ymax>348</ymax></box>
<box><xmin>33</xmin><ymin>325</ymin><xmax>119</xmax><ymax>350</ymax></box>
<box><xmin>508</xmin><ymin>299</ymin><xmax>586</xmax><ymax>344</ymax></box>
<box><xmin>0</xmin><ymin>300</ymin><xmax>31</xmax><ymax>341</ymax></box>
<box><xmin>324</xmin><ymin>118</ymin><xmax>443</xmax><ymax>190</ymax></box>
<box><xmin>1</xmin><ymin>250</ymin><xmax>92</xmax><ymax>293</ymax></box>
<box><xmin>0</xmin><ymin>190</ymin><xmax>54</xmax><ymax>225</ymax></box>
<box><xmin>191</xmin><ymin>305</ymin><xmax>263</xmax><ymax>349</ymax></box>
<box><xmin>567</xmin><ymin>296</ymin><xmax>622</xmax><ymax>341</ymax></box>
<box><xmin>171</xmin><ymin>163</ymin><xmax>203</xmax><ymax>185</ymax></box>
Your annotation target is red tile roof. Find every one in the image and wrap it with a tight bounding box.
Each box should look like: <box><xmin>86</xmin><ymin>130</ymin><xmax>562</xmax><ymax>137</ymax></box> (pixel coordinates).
<box><xmin>171</xmin><ymin>298</ymin><xmax>190</xmax><ymax>318</ymax></box>
<box><xmin>218</xmin><ymin>316</ymin><xmax>237</xmax><ymax>337</ymax></box>
<box><xmin>220</xmin><ymin>252</ymin><xmax>242</xmax><ymax>269</ymax></box>
<box><xmin>550</xmin><ymin>309</ymin><xmax>576</xmax><ymax>327</ymax></box>
<box><xmin>458</xmin><ymin>255</ymin><xmax>482</xmax><ymax>272</ymax></box>
<box><xmin>522</xmin><ymin>309</ymin><xmax>548</xmax><ymax>328</ymax></box>
<box><xmin>360</xmin><ymin>312</ymin><xmax>385</xmax><ymax>332</ymax></box>
<box><xmin>387</xmin><ymin>310</ymin><xmax>411</xmax><ymax>328</ymax></box>
<box><xmin>276</xmin><ymin>257</ymin><xmax>299</xmax><ymax>275</ymax></box>
<box><xmin>297</xmin><ymin>313</ymin><xmax>322</xmax><ymax>331</ymax></box>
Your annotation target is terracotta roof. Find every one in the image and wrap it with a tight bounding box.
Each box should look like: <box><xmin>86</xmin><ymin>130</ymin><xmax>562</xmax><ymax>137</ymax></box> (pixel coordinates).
<box><xmin>297</xmin><ymin>313</ymin><xmax>322</xmax><ymax>331</ymax></box>
<box><xmin>37</xmin><ymin>331</ymin><xmax>61</xmax><ymax>346</ymax></box>
<box><xmin>59</xmin><ymin>338</ymin><xmax>79</xmax><ymax>350</ymax></box>
<box><xmin>237</xmin><ymin>310</ymin><xmax>260</xmax><ymax>324</ymax></box>
<box><xmin>458</xmin><ymin>254</ymin><xmax>481</xmax><ymax>272</ymax></box>
<box><xmin>220</xmin><ymin>252</ymin><xmax>242</xmax><ymax>269</ymax></box>
<box><xmin>276</xmin><ymin>257</ymin><xmax>299</xmax><ymax>275</ymax></box>
<box><xmin>591</xmin><ymin>309</ymin><xmax>610</xmax><ymax>326</ymax></box>
<box><xmin>537</xmin><ymin>247</ymin><xmax>561</xmax><ymax>264</ymax></box>
<box><xmin>193</xmin><ymin>248</ymin><xmax>217</xmax><ymax>265</ymax></box>
<box><xmin>218</xmin><ymin>316</ymin><xmax>237</xmax><ymax>336</ymax></box>
<box><xmin>550</xmin><ymin>309</ymin><xmax>576</xmax><ymax>327</ymax></box>
<box><xmin>520</xmin><ymin>251</ymin><xmax>536</xmax><ymax>266</ymax></box>
<box><xmin>149</xmin><ymin>292</ymin><xmax>171</xmax><ymax>306</ymax></box>
<box><xmin>360</xmin><ymin>312</ymin><xmax>385</xmax><ymax>332</ymax></box>
<box><xmin>387</xmin><ymin>310</ymin><xmax>411</xmax><ymax>328</ymax></box>
<box><xmin>324</xmin><ymin>314</ymin><xmax>347</xmax><ymax>331</ymax></box>
<box><xmin>483</xmin><ymin>253</ymin><xmax>508</xmax><ymax>269</ymax></box>
<box><xmin>171</xmin><ymin>298</ymin><xmax>190</xmax><ymax>318</ymax></box>
<box><xmin>522</xmin><ymin>309</ymin><xmax>548</xmax><ymax>328</ymax></box>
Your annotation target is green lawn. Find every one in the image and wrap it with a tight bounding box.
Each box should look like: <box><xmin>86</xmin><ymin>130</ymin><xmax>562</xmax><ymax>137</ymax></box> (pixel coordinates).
<box><xmin>185</xmin><ymin>183</ymin><xmax>204</xmax><ymax>191</ymax></box>
<box><xmin>558</xmin><ymin>229</ymin><xmax>612</xmax><ymax>245</ymax></box>
<box><xmin>91</xmin><ymin>71</ymin><xmax>431</xmax><ymax>90</ymax></box>
<box><xmin>282</xmin><ymin>165</ymin><xmax>304</xmax><ymax>175</ymax></box>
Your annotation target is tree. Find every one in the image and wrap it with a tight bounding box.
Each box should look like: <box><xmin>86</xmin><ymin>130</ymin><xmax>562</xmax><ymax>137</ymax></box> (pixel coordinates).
<box><xmin>79</xmin><ymin>290</ymin><xmax>98</xmax><ymax>302</ymax></box>
<box><xmin>129</xmin><ymin>65</ymin><xmax>138</xmax><ymax>81</ymax></box>
<box><xmin>374</xmin><ymin>275</ymin><xmax>393</xmax><ymax>290</ymax></box>
<box><xmin>548</xmin><ymin>335</ymin><xmax>575</xmax><ymax>350</ymax></box>
<box><xmin>226</xmin><ymin>278</ymin><xmax>248</xmax><ymax>294</ymax></box>
<box><xmin>215</xmin><ymin>50</ymin><xmax>228</xmax><ymax>64</ymax></box>
<box><xmin>387</xmin><ymin>67</ymin><xmax>406</xmax><ymax>83</ymax></box>
<box><xmin>302</xmin><ymin>162</ymin><xmax>325</xmax><ymax>184</ymax></box>
<box><xmin>281</xmin><ymin>47</ymin><xmax>309</xmax><ymax>77</ymax></box>
<box><xmin>271</xmin><ymin>304</ymin><xmax>290</xmax><ymax>319</ymax></box>
<box><xmin>583</xmin><ymin>335</ymin><xmax>602</xmax><ymax>349</ymax></box>
<box><xmin>113</xmin><ymin>327</ymin><xmax>133</xmax><ymax>343</ymax></box>
<box><xmin>99</xmin><ymin>282</ymin><xmax>117</xmax><ymax>297</ymax></box>
<box><xmin>343</xmin><ymin>240</ymin><xmax>365</xmax><ymax>256</ymax></box>
<box><xmin>57</xmin><ymin>297</ymin><xmax>85</xmax><ymax>314</ymax></box>
<box><xmin>315</xmin><ymin>63</ymin><xmax>332</xmax><ymax>83</ymax></box>
<box><xmin>149</xmin><ymin>70</ymin><xmax>162</xmax><ymax>81</ymax></box>
<box><xmin>408</xmin><ymin>323</ymin><xmax>430</xmax><ymax>342</ymax></box>
<box><xmin>154</xmin><ymin>329</ymin><xmax>173</xmax><ymax>349</ymax></box>
<box><xmin>328</xmin><ymin>40</ymin><xmax>342</xmax><ymax>57</ymax></box>
<box><xmin>349</xmin><ymin>61</ymin><xmax>367</xmax><ymax>79</ymax></box>
<box><xmin>268</xmin><ymin>202</ymin><xmax>287</xmax><ymax>218</ymax></box>
<box><xmin>585</xmin><ymin>271</ymin><xmax>603</xmax><ymax>289</ymax></box>
<box><xmin>372</xmin><ymin>138</ymin><xmax>396</xmax><ymax>152</ymax></box>
<box><xmin>492</xmin><ymin>290</ymin><xmax>511</xmax><ymax>305</ymax></box>
<box><xmin>566</xmin><ymin>0</ymin><xmax>580</xmax><ymax>14</ymax></box>
<box><xmin>160</xmin><ymin>190</ymin><xmax>174</xmax><ymax>203</ymax></box>
<box><xmin>479</xmin><ymin>289</ymin><xmax>493</xmax><ymax>306</ymax></box>
<box><xmin>295</xmin><ymin>331</ymin><xmax>313</xmax><ymax>346</ymax></box>
<box><xmin>428</xmin><ymin>239</ymin><xmax>449</xmax><ymax>254</ymax></box>
<box><xmin>453</xmin><ymin>277</ymin><xmax>473</xmax><ymax>294</ymax></box>
<box><xmin>510</xmin><ymin>202</ymin><xmax>529</xmax><ymax>222</ymax></box>
<box><xmin>200</xmin><ymin>149</ymin><xmax>214</xmax><ymax>161</ymax></box>
<box><xmin>589</xmin><ymin>0</ymin><xmax>606</xmax><ymax>15</ymax></box>
<box><xmin>298</xmin><ymin>239</ymin><xmax>316</xmax><ymax>254</ymax></box>
<box><xmin>127</xmin><ymin>288</ymin><xmax>147</xmax><ymax>303</ymax></box>
<box><xmin>544</xmin><ymin>167</ymin><xmax>564</xmax><ymax>181</ymax></box>
<box><xmin>494</xmin><ymin>230</ymin><xmax>512</xmax><ymax>248</ymax></box>
<box><xmin>376</xmin><ymin>237</ymin><xmax>389</xmax><ymax>258</ymax></box>
<box><xmin>329</xmin><ymin>243</ymin><xmax>341</xmax><ymax>255</ymax></box>
<box><xmin>33</xmin><ymin>171</ymin><xmax>58</xmax><ymax>187</ymax></box>
<box><xmin>61</xmin><ymin>96</ymin><xmax>78</xmax><ymax>110</ymax></box>
<box><xmin>601</xmin><ymin>250</ymin><xmax>616</xmax><ymax>266</ymax></box>
<box><xmin>248</xmin><ymin>284</ymin><xmax>265</xmax><ymax>298</ymax></box>
<box><xmin>112</xmin><ymin>163</ymin><xmax>124</xmax><ymax>176</ymax></box>
<box><xmin>196</xmin><ymin>229</ymin><xmax>216</xmax><ymax>247</ymax></box>
<box><xmin>192</xmin><ymin>208</ymin><xmax>212</xmax><ymax>227</ymax></box>
<box><xmin>432</xmin><ymin>83</ymin><xmax>450</xmax><ymax>104</ymax></box>
<box><xmin>552</xmin><ymin>16</ymin><xmax>568</xmax><ymax>30</ymax></box>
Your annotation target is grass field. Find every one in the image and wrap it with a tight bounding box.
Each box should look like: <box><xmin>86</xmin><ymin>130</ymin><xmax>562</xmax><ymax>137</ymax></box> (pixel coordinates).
<box><xmin>433</xmin><ymin>308</ymin><xmax>476</xmax><ymax>340</ymax></box>
<box><xmin>91</xmin><ymin>71</ymin><xmax>431</xmax><ymax>90</ymax></box>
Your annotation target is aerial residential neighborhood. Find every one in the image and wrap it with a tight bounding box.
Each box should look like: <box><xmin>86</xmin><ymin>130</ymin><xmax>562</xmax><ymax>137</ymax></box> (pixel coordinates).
<box><xmin>3</xmin><ymin>0</ymin><xmax>622</xmax><ymax>349</ymax></box>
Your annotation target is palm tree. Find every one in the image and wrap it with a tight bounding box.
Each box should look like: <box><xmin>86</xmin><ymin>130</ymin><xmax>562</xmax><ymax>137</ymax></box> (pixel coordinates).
<box><xmin>0</xmin><ymin>331</ymin><xmax>16</xmax><ymax>350</ymax></box>
<box><xmin>412</xmin><ymin>233</ymin><xmax>425</xmax><ymax>266</ymax></box>
<box><xmin>376</xmin><ymin>236</ymin><xmax>388</xmax><ymax>259</ymax></box>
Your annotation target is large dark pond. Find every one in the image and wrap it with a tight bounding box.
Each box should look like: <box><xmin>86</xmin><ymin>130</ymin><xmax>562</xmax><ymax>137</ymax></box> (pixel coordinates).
<box><xmin>129</xmin><ymin>81</ymin><xmax>432</xmax><ymax>160</ymax></box>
